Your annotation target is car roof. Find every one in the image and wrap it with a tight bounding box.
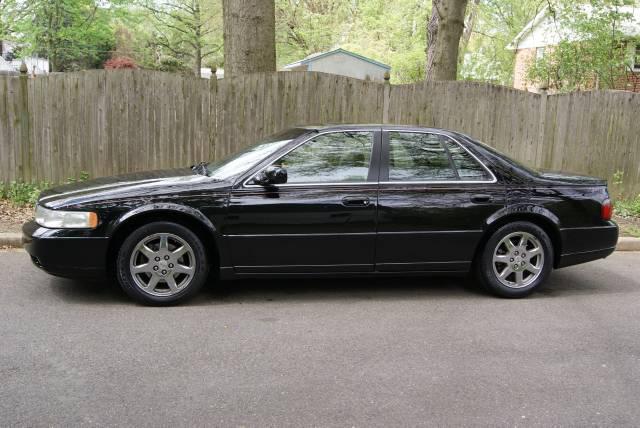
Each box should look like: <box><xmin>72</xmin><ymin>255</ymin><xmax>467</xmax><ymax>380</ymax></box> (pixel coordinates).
<box><xmin>298</xmin><ymin>124</ymin><xmax>463</xmax><ymax>136</ymax></box>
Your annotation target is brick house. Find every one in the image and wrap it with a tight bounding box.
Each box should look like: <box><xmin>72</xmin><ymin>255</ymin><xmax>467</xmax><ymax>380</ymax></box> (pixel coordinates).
<box><xmin>508</xmin><ymin>6</ymin><xmax>640</xmax><ymax>93</ymax></box>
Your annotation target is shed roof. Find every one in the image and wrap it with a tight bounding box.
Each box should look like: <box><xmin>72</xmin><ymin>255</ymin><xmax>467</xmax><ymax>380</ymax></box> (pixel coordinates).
<box><xmin>283</xmin><ymin>48</ymin><xmax>391</xmax><ymax>70</ymax></box>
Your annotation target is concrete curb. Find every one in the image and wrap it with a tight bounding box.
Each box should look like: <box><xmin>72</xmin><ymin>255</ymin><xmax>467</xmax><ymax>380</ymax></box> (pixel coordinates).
<box><xmin>0</xmin><ymin>233</ymin><xmax>22</xmax><ymax>248</ymax></box>
<box><xmin>1</xmin><ymin>232</ymin><xmax>640</xmax><ymax>252</ymax></box>
<box><xmin>615</xmin><ymin>237</ymin><xmax>640</xmax><ymax>252</ymax></box>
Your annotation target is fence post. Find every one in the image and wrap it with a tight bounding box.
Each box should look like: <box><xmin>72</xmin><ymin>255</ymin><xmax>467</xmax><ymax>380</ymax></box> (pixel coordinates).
<box><xmin>18</xmin><ymin>61</ymin><xmax>32</xmax><ymax>182</ymax></box>
<box><xmin>535</xmin><ymin>89</ymin><xmax>548</xmax><ymax>168</ymax></box>
<box><xmin>209</xmin><ymin>72</ymin><xmax>218</xmax><ymax>162</ymax></box>
<box><xmin>382</xmin><ymin>72</ymin><xmax>390</xmax><ymax>124</ymax></box>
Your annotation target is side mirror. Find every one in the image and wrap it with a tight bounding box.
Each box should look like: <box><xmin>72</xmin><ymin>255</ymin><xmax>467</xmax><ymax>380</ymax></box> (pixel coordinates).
<box><xmin>254</xmin><ymin>165</ymin><xmax>287</xmax><ymax>186</ymax></box>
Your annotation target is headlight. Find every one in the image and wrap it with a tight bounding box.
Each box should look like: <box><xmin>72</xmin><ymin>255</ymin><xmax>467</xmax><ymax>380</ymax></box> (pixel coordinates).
<box><xmin>35</xmin><ymin>205</ymin><xmax>98</xmax><ymax>229</ymax></box>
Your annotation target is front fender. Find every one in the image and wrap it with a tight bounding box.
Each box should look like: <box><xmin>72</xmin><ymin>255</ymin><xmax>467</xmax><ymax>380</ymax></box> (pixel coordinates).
<box><xmin>107</xmin><ymin>203</ymin><xmax>218</xmax><ymax>238</ymax></box>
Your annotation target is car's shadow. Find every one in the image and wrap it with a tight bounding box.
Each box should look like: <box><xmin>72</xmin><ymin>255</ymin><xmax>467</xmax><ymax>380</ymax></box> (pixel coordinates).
<box><xmin>47</xmin><ymin>274</ymin><xmax>486</xmax><ymax>306</ymax></box>
<box><xmin>46</xmin><ymin>262</ymin><xmax>639</xmax><ymax>306</ymax></box>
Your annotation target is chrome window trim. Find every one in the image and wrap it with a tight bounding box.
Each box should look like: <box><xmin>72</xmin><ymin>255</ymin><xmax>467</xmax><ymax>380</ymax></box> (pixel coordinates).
<box><xmin>241</xmin><ymin>128</ymin><xmax>378</xmax><ymax>188</ymax></box>
<box><xmin>383</xmin><ymin>129</ymin><xmax>497</xmax><ymax>185</ymax></box>
<box><xmin>240</xmin><ymin>127</ymin><xmax>498</xmax><ymax>188</ymax></box>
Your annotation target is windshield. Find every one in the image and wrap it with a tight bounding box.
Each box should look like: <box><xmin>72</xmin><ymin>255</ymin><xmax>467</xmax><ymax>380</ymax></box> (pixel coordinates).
<box><xmin>205</xmin><ymin>128</ymin><xmax>311</xmax><ymax>180</ymax></box>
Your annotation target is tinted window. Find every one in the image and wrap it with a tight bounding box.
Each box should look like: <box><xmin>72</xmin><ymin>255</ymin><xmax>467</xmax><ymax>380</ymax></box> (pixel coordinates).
<box><xmin>388</xmin><ymin>132</ymin><xmax>456</xmax><ymax>181</ymax></box>
<box><xmin>275</xmin><ymin>131</ymin><xmax>374</xmax><ymax>184</ymax></box>
<box><xmin>444</xmin><ymin>140</ymin><xmax>490</xmax><ymax>181</ymax></box>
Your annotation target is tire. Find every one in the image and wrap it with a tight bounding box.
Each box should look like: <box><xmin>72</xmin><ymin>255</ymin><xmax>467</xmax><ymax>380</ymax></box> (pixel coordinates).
<box><xmin>116</xmin><ymin>221</ymin><xmax>209</xmax><ymax>305</ymax></box>
<box><xmin>476</xmin><ymin>221</ymin><xmax>553</xmax><ymax>298</ymax></box>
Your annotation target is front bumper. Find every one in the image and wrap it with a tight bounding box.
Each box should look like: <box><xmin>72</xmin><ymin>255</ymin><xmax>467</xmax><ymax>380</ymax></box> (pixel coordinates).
<box><xmin>22</xmin><ymin>221</ymin><xmax>109</xmax><ymax>278</ymax></box>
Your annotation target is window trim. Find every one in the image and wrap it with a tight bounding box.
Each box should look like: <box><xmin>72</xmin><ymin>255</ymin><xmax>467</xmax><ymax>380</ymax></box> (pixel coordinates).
<box><xmin>380</xmin><ymin>129</ymin><xmax>497</xmax><ymax>185</ymax></box>
<box><xmin>241</xmin><ymin>129</ymin><xmax>381</xmax><ymax>188</ymax></box>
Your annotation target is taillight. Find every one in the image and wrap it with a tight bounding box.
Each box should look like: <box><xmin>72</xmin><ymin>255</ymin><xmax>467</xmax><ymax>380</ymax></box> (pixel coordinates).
<box><xmin>601</xmin><ymin>199</ymin><xmax>613</xmax><ymax>221</ymax></box>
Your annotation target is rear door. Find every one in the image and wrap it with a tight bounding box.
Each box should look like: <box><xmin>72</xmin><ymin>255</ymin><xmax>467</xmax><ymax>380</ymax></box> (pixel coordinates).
<box><xmin>375</xmin><ymin>129</ymin><xmax>505</xmax><ymax>272</ymax></box>
<box><xmin>223</xmin><ymin>128</ymin><xmax>382</xmax><ymax>273</ymax></box>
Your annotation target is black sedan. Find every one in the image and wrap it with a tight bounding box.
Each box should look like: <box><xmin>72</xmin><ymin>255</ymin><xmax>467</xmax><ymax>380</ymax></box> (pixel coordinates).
<box><xmin>23</xmin><ymin>125</ymin><xmax>618</xmax><ymax>305</ymax></box>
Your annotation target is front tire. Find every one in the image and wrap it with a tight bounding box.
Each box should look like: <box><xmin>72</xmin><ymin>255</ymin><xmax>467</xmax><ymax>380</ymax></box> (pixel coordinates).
<box><xmin>476</xmin><ymin>221</ymin><xmax>553</xmax><ymax>298</ymax></box>
<box><xmin>116</xmin><ymin>221</ymin><xmax>209</xmax><ymax>305</ymax></box>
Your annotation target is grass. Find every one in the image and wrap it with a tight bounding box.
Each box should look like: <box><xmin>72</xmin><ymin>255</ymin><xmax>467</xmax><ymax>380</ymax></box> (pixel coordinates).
<box><xmin>615</xmin><ymin>196</ymin><xmax>640</xmax><ymax>218</ymax></box>
<box><xmin>614</xmin><ymin>195</ymin><xmax>640</xmax><ymax>238</ymax></box>
<box><xmin>0</xmin><ymin>172</ymin><xmax>90</xmax><ymax>207</ymax></box>
<box><xmin>1</xmin><ymin>181</ymin><xmax>51</xmax><ymax>207</ymax></box>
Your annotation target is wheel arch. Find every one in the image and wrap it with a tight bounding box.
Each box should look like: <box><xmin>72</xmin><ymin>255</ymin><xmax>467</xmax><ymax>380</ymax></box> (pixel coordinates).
<box><xmin>474</xmin><ymin>206</ymin><xmax>563</xmax><ymax>269</ymax></box>
<box><xmin>106</xmin><ymin>204</ymin><xmax>221</xmax><ymax>275</ymax></box>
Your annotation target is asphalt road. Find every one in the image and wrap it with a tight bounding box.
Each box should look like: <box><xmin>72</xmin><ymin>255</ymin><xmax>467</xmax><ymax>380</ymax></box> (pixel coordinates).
<box><xmin>1</xmin><ymin>250</ymin><xmax>640</xmax><ymax>427</ymax></box>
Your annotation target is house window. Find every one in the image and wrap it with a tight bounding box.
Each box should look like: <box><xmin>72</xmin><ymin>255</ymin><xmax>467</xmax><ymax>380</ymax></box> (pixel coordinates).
<box><xmin>635</xmin><ymin>44</ymin><xmax>640</xmax><ymax>71</ymax></box>
<box><xmin>536</xmin><ymin>47</ymin><xmax>545</xmax><ymax>61</ymax></box>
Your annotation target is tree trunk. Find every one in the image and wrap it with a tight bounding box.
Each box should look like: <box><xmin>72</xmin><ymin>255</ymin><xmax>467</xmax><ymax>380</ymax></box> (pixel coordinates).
<box><xmin>425</xmin><ymin>0</ymin><xmax>469</xmax><ymax>81</ymax></box>
<box><xmin>458</xmin><ymin>0</ymin><xmax>480</xmax><ymax>66</ymax></box>
<box><xmin>222</xmin><ymin>0</ymin><xmax>276</xmax><ymax>77</ymax></box>
<box><xmin>193</xmin><ymin>0</ymin><xmax>202</xmax><ymax>77</ymax></box>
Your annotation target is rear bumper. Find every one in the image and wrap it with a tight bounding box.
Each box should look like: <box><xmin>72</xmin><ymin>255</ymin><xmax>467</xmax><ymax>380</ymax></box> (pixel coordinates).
<box><xmin>22</xmin><ymin>221</ymin><xmax>108</xmax><ymax>278</ymax></box>
<box><xmin>557</xmin><ymin>222</ymin><xmax>618</xmax><ymax>268</ymax></box>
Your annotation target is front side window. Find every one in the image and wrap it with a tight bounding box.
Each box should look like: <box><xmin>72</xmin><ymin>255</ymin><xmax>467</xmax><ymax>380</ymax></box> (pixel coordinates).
<box><xmin>272</xmin><ymin>131</ymin><xmax>374</xmax><ymax>184</ymax></box>
<box><xmin>388</xmin><ymin>132</ymin><xmax>456</xmax><ymax>181</ymax></box>
<box><xmin>387</xmin><ymin>132</ymin><xmax>490</xmax><ymax>182</ymax></box>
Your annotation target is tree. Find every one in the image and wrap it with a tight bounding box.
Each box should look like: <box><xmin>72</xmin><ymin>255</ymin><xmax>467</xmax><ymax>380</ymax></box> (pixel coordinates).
<box><xmin>459</xmin><ymin>0</ymin><xmax>547</xmax><ymax>85</ymax></box>
<box><xmin>222</xmin><ymin>0</ymin><xmax>276</xmax><ymax>77</ymax></box>
<box><xmin>15</xmin><ymin>0</ymin><xmax>114</xmax><ymax>72</ymax></box>
<box><xmin>426</xmin><ymin>0</ymin><xmax>469</xmax><ymax>80</ymax></box>
<box><xmin>526</xmin><ymin>0</ymin><xmax>639</xmax><ymax>91</ymax></box>
<box><xmin>139</xmin><ymin>0</ymin><xmax>222</xmax><ymax>77</ymax></box>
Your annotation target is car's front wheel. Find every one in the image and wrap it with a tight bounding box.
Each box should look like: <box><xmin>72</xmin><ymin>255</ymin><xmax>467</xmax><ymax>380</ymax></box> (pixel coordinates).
<box><xmin>476</xmin><ymin>221</ymin><xmax>553</xmax><ymax>298</ymax></box>
<box><xmin>116</xmin><ymin>221</ymin><xmax>209</xmax><ymax>305</ymax></box>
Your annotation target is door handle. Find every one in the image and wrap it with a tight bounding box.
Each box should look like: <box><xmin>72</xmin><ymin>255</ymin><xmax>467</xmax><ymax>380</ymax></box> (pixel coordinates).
<box><xmin>341</xmin><ymin>196</ymin><xmax>370</xmax><ymax>207</ymax></box>
<box><xmin>470</xmin><ymin>194</ymin><xmax>492</xmax><ymax>203</ymax></box>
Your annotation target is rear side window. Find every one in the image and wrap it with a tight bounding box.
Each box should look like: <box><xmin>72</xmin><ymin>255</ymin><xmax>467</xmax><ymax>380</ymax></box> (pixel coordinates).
<box><xmin>388</xmin><ymin>132</ymin><xmax>456</xmax><ymax>181</ymax></box>
<box><xmin>387</xmin><ymin>131</ymin><xmax>491</xmax><ymax>182</ymax></box>
<box><xmin>444</xmin><ymin>140</ymin><xmax>491</xmax><ymax>181</ymax></box>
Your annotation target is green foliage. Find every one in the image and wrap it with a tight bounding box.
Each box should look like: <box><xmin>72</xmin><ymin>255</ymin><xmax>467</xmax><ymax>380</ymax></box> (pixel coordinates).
<box><xmin>616</xmin><ymin>195</ymin><xmax>640</xmax><ymax>218</ymax></box>
<box><xmin>11</xmin><ymin>0</ymin><xmax>116</xmax><ymax>72</ymax></box>
<box><xmin>613</xmin><ymin>170</ymin><xmax>625</xmax><ymax>185</ymax></box>
<box><xmin>65</xmin><ymin>171</ymin><xmax>90</xmax><ymax>184</ymax></box>
<box><xmin>2</xmin><ymin>181</ymin><xmax>51</xmax><ymax>207</ymax></box>
<box><xmin>276</xmin><ymin>0</ymin><xmax>429</xmax><ymax>83</ymax></box>
<box><xmin>129</xmin><ymin>0</ymin><xmax>223</xmax><ymax>75</ymax></box>
<box><xmin>526</xmin><ymin>0</ymin><xmax>640</xmax><ymax>92</ymax></box>
<box><xmin>460</xmin><ymin>0</ymin><xmax>547</xmax><ymax>85</ymax></box>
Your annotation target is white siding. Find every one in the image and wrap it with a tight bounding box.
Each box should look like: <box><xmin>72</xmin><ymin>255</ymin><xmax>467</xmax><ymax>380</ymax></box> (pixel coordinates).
<box><xmin>307</xmin><ymin>52</ymin><xmax>387</xmax><ymax>82</ymax></box>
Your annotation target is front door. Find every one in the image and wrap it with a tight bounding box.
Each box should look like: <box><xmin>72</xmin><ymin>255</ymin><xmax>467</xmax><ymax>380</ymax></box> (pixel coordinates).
<box><xmin>375</xmin><ymin>130</ymin><xmax>505</xmax><ymax>272</ymax></box>
<box><xmin>224</xmin><ymin>129</ymin><xmax>381</xmax><ymax>274</ymax></box>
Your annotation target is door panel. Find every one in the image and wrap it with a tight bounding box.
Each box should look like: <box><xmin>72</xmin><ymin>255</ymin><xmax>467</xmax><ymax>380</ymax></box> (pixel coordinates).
<box><xmin>225</xmin><ymin>185</ymin><xmax>378</xmax><ymax>272</ymax></box>
<box><xmin>375</xmin><ymin>130</ymin><xmax>505</xmax><ymax>272</ymax></box>
<box><xmin>376</xmin><ymin>183</ymin><xmax>504</xmax><ymax>271</ymax></box>
<box><xmin>224</xmin><ymin>130</ymin><xmax>381</xmax><ymax>273</ymax></box>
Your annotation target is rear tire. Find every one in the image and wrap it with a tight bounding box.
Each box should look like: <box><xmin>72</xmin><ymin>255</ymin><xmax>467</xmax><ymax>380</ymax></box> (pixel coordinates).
<box><xmin>116</xmin><ymin>221</ymin><xmax>209</xmax><ymax>305</ymax></box>
<box><xmin>476</xmin><ymin>221</ymin><xmax>553</xmax><ymax>298</ymax></box>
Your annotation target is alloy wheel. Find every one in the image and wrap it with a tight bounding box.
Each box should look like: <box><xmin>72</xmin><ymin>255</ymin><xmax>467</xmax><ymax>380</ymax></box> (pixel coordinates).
<box><xmin>129</xmin><ymin>233</ymin><xmax>196</xmax><ymax>297</ymax></box>
<box><xmin>492</xmin><ymin>231</ymin><xmax>545</xmax><ymax>289</ymax></box>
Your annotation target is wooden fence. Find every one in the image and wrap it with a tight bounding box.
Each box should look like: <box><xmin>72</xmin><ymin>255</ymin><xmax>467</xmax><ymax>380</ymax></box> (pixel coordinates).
<box><xmin>1</xmin><ymin>69</ymin><xmax>640</xmax><ymax>196</ymax></box>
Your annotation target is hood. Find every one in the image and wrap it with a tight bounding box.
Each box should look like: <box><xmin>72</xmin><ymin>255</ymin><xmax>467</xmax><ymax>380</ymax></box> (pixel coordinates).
<box><xmin>536</xmin><ymin>169</ymin><xmax>606</xmax><ymax>186</ymax></box>
<box><xmin>38</xmin><ymin>168</ymin><xmax>230</xmax><ymax>208</ymax></box>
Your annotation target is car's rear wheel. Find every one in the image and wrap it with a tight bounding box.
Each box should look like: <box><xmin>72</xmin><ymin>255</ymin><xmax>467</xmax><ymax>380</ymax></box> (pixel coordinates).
<box><xmin>116</xmin><ymin>221</ymin><xmax>209</xmax><ymax>305</ymax></box>
<box><xmin>476</xmin><ymin>221</ymin><xmax>553</xmax><ymax>298</ymax></box>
